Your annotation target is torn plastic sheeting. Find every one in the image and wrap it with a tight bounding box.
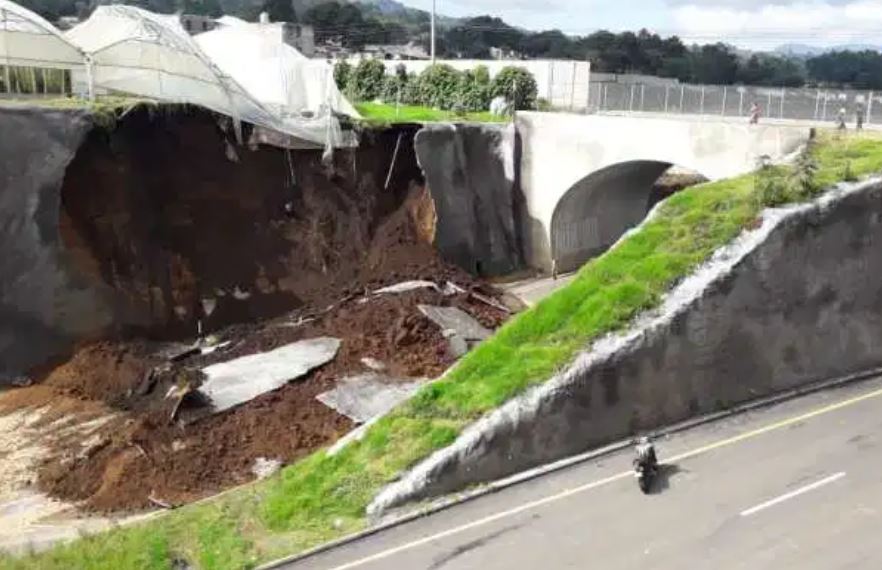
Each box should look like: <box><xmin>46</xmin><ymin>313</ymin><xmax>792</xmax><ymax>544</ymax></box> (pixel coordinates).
<box><xmin>417</xmin><ymin>305</ymin><xmax>491</xmax><ymax>341</ymax></box>
<box><xmin>316</xmin><ymin>374</ymin><xmax>427</xmax><ymax>424</ymax></box>
<box><xmin>199</xmin><ymin>337</ymin><xmax>340</xmax><ymax>413</ymax></box>
<box><xmin>372</xmin><ymin>281</ymin><xmax>464</xmax><ymax>296</ymax></box>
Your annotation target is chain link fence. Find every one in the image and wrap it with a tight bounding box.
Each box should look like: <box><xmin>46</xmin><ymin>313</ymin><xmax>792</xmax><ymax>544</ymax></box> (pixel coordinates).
<box><xmin>590</xmin><ymin>81</ymin><xmax>880</xmax><ymax>125</ymax></box>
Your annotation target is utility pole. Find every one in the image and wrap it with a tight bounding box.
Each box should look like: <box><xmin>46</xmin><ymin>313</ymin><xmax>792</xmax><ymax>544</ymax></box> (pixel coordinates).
<box><xmin>430</xmin><ymin>0</ymin><xmax>436</xmax><ymax>64</ymax></box>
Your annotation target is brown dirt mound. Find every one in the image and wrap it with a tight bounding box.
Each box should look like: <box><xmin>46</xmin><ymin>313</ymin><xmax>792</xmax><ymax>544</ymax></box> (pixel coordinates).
<box><xmin>28</xmin><ymin>178</ymin><xmax>511</xmax><ymax>513</ymax></box>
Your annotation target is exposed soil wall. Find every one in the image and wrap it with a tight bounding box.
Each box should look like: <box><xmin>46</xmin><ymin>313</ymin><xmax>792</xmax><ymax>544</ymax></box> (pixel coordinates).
<box><xmin>370</xmin><ymin>178</ymin><xmax>882</xmax><ymax>513</ymax></box>
<box><xmin>58</xmin><ymin>107</ymin><xmax>427</xmax><ymax>339</ymax></box>
<box><xmin>0</xmin><ymin>105</ymin><xmax>441</xmax><ymax>383</ymax></box>
<box><xmin>414</xmin><ymin>124</ymin><xmax>523</xmax><ymax>276</ymax></box>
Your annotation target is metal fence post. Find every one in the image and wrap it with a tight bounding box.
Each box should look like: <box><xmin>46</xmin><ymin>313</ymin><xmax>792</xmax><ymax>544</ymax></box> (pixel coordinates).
<box><xmin>700</xmin><ymin>85</ymin><xmax>705</xmax><ymax>115</ymax></box>
<box><xmin>603</xmin><ymin>83</ymin><xmax>608</xmax><ymax>110</ymax></box>
<box><xmin>664</xmin><ymin>85</ymin><xmax>669</xmax><ymax>113</ymax></box>
<box><xmin>679</xmin><ymin>84</ymin><xmax>685</xmax><ymax>113</ymax></box>
<box><xmin>739</xmin><ymin>89</ymin><xmax>744</xmax><ymax>116</ymax></box>
<box><xmin>547</xmin><ymin>62</ymin><xmax>555</xmax><ymax>108</ymax></box>
<box><xmin>721</xmin><ymin>86</ymin><xmax>727</xmax><ymax>116</ymax></box>
<box><xmin>822</xmin><ymin>91</ymin><xmax>828</xmax><ymax>121</ymax></box>
<box><xmin>814</xmin><ymin>89</ymin><xmax>821</xmax><ymax>120</ymax></box>
<box><xmin>766</xmin><ymin>91</ymin><xmax>772</xmax><ymax>118</ymax></box>
<box><xmin>569</xmin><ymin>60</ymin><xmax>577</xmax><ymax>111</ymax></box>
<box><xmin>629</xmin><ymin>83</ymin><xmax>635</xmax><ymax>113</ymax></box>
<box><xmin>868</xmin><ymin>91</ymin><xmax>874</xmax><ymax>125</ymax></box>
<box><xmin>779</xmin><ymin>88</ymin><xmax>785</xmax><ymax>119</ymax></box>
<box><xmin>640</xmin><ymin>84</ymin><xmax>645</xmax><ymax>112</ymax></box>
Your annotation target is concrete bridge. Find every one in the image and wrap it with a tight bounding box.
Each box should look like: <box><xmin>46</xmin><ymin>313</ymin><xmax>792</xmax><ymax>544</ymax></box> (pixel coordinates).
<box><xmin>516</xmin><ymin>112</ymin><xmax>811</xmax><ymax>273</ymax></box>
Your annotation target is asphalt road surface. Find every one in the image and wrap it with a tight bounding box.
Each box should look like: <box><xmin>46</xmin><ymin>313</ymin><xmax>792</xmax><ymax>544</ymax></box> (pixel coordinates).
<box><xmin>283</xmin><ymin>375</ymin><xmax>882</xmax><ymax>570</ymax></box>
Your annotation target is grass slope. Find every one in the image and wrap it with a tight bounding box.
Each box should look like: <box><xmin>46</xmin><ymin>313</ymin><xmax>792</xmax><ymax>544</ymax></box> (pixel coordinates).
<box><xmin>4</xmin><ymin>132</ymin><xmax>882</xmax><ymax>570</ymax></box>
<box><xmin>355</xmin><ymin>102</ymin><xmax>508</xmax><ymax>124</ymax></box>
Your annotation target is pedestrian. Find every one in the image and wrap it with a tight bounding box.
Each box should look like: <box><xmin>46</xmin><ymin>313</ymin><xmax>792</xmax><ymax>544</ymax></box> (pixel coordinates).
<box><xmin>855</xmin><ymin>103</ymin><xmax>865</xmax><ymax>130</ymax></box>
<box><xmin>749</xmin><ymin>101</ymin><xmax>761</xmax><ymax>124</ymax></box>
<box><xmin>837</xmin><ymin>107</ymin><xmax>847</xmax><ymax>130</ymax></box>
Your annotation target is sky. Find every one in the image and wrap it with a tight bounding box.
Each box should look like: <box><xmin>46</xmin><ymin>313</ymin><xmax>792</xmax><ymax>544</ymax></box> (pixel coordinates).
<box><xmin>422</xmin><ymin>0</ymin><xmax>882</xmax><ymax>50</ymax></box>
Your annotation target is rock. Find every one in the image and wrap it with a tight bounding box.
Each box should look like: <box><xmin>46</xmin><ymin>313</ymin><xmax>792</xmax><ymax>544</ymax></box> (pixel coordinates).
<box><xmin>251</xmin><ymin>457</ymin><xmax>282</xmax><ymax>480</ymax></box>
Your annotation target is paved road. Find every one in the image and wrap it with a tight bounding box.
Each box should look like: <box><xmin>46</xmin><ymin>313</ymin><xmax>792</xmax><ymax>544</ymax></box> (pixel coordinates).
<box><xmin>283</xmin><ymin>376</ymin><xmax>882</xmax><ymax>570</ymax></box>
<box><xmin>499</xmin><ymin>273</ymin><xmax>576</xmax><ymax>306</ymax></box>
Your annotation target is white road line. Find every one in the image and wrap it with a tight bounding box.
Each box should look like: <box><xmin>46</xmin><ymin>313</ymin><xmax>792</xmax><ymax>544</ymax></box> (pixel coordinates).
<box><xmin>740</xmin><ymin>472</ymin><xmax>846</xmax><ymax>517</ymax></box>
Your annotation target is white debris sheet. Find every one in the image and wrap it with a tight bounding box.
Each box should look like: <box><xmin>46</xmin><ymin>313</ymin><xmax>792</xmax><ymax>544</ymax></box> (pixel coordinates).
<box><xmin>417</xmin><ymin>305</ymin><xmax>491</xmax><ymax>341</ymax></box>
<box><xmin>199</xmin><ymin>337</ymin><xmax>340</xmax><ymax>413</ymax></box>
<box><xmin>316</xmin><ymin>374</ymin><xmax>428</xmax><ymax>424</ymax></box>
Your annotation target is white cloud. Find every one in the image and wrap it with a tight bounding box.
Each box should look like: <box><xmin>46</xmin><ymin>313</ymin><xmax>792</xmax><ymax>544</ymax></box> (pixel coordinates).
<box><xmin>672</xmin><ymin>1</ymin><xmax>882</xmax><ymax>49</ymax></box>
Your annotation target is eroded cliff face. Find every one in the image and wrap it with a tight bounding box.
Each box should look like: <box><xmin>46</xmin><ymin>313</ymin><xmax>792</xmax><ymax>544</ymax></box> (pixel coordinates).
<box><xmin>370</xmin><ymin>178</ymin><xmax>882</xmax><ymax>513</ymax></box>
<box><xmin>0</xmin><ymin>106</ymin><xmax>438</xmax><ymax>382</ymax></box>
<box><xmin>414</xmin><ymin>123</ymin><xmax>524</xmax><ymax>277</ymax></box>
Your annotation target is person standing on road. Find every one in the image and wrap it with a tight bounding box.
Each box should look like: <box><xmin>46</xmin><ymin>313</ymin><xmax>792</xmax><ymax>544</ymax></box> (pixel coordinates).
<box><xmin>838</xmin><ymin>107</ymin><xmax>848</xmax><ymax>130</ymax></box>
<box><xmin>749</xmin><ymin>101</ymin><xmax>761</xmax><ymax>124</ymax></box>
<box><xmin>856</xmin><ymin>103</ymin><xmax>865</xmax><ymax>130</ymax></box>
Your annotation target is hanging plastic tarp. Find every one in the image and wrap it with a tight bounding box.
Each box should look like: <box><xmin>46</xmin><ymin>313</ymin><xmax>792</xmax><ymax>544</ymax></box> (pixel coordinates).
<box><xmin>195</xmin><ymin>21</ymin><xmax>358</xmax><ymax>147</ymax></box>
<box><xmin>0</xmin><ymin>0</ymin><xmax>83</xmax><ymax>69</ymax></box>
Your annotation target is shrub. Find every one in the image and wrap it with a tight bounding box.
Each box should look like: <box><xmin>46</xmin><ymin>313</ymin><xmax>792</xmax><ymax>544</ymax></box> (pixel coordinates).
<box><xmin>333</xmin><ymin>61</ymin><xmax>352</xmax><ymax>92</ymax></box>
<box><xmin>490</xmin><ymin>66</ymin><xmax>538</xmax><ymax>110</ymax></box>
<box><xmin>414</xmin><ymin>64</ymin><xmax>463</xmax><ymax>110</ymax></box>
<box><xmin>348</xmin><ymin>59</ymin><xmax>387</xmax><ymax>102</ymax></box>
<box><xmin>457</xmin><ymin>67</ymin><xmax>491</xmax><ymax>112</ymax></box>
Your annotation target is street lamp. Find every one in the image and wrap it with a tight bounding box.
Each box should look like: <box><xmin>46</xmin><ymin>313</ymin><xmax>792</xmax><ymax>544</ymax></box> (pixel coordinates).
<box><xmin>430</xmin><ymin>0</ymin><xmax>436</xmax><ymax>63</ymax></box>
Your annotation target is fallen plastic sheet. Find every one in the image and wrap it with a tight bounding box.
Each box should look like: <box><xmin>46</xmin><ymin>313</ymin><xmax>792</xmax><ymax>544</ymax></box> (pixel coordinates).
<box><xmin>316</xmin><ymin>373</ymin><xmax>427</xmax><ymax>424</ymax></box>
<box><xmin>373</xmin><ymin>281</ymin><xmax>437</xmax><ymax>295</ymax></box>
<box><xmin>418</xmin><ymin>305</ymin><xmax>491</xmax><ymax>341</ymax></box>
<box><xmin>418</xmin><ymin>304</ymin><xmax>491</xmax><ymax>358</ymax></box>
<box><xmin>199</xmin><ymin>337</ymin><xmax>340</xmax><ymax>413</ymax></box>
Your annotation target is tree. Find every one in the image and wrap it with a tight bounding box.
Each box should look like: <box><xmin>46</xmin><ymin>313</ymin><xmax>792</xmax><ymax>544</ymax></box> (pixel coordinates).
<box><xmin>348</xmin><ymin>58</ymin><xmax>386</xmax><ymax>101</ymax></box>
<box><xmin>262</xmin><ymin>0</ymin><xmax>295</xmax><ymax>23</ymax></box>
<box><xmin>689</xmin><ymin>43</ymin><xmax>739</xmax><ymax>84</ymax></box>
<box><xmin>490</xmin><ymin>66</ymin><xmax>538</xmax><ymax>110</ymax></box>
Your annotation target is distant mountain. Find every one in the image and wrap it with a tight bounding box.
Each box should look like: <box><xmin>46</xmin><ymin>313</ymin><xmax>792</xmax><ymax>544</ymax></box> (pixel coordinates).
<box><xmin>775</xmin><ymin>43</ymin><xmax>882</xmax><ymax>57</ymax></box>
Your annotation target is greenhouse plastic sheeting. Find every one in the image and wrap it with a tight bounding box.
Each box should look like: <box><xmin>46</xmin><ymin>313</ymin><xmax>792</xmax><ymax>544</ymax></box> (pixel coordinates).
<box><xmin>0</xmin><ymin>0</ymin><xmax>83</xmax><ymax>69</ymax></box>
<box><xmin>196</xmin><ymin>23</ymin><xmax>357</xmax><ymax>118</ymax></box>
<box><xmin>196</xmin><ymin>22</ymin><xmax>358</xmax><ymax>145</ymax></box>
<box><xmin>65</xmin><ymin>5</ymin><xmax>353</xmax><ymax>147</ymax></box>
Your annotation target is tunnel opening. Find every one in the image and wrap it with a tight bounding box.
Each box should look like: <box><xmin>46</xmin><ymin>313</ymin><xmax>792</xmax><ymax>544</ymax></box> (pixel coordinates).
<box><xmin>550</xmin><ymin>161</ymin><xmax>707</xmax><ymax>274</ymax></box>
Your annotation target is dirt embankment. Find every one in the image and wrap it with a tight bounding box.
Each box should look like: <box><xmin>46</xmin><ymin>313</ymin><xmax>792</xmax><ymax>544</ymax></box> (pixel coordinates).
<box><xmin>2</xmin><ymin>107</ymin><xmax>512</xmax><ymax>513</ymax></box>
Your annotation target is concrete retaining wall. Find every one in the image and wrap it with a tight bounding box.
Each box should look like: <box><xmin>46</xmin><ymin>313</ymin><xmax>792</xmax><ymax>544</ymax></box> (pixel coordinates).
<box><xmin>369</xmin><ymin>177</ymin><xmax>882</xmax><ymax>513</ymax></box>
<box><xmin>415</xmin><ymin>123</ymin><xmax>523</xmax><ymax>276</ymax></box>
<box><xmin>0</xmin><ymin>108</ymin><xmax>109</xmax><ymax>382</ymax></box>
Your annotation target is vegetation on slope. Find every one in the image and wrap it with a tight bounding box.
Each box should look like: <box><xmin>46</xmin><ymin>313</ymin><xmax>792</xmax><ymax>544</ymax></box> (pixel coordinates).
<box><xmin>3</xmin><ymin>132</ymin><xmax>882</xmax><ymax>570</ymax></box>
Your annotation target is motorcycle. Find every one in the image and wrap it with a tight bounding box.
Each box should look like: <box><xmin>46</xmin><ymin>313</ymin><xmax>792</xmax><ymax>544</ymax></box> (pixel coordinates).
<box><xmin>634</xmin><ymin>458</ymin><xmax>657</xmax><ymax>494</ymax></box>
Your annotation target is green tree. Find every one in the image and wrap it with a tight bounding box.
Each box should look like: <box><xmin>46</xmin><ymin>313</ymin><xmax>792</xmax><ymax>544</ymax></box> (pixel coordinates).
<box><xmin>490</xmin><ymin>66</ymin><xmax>538</xmax><ymax>110</ymax></box>
<box><xmin>262</xmin><ymin>0</ymin><xmax>295</xmax><ymax>22</ymax></box>
<box><xmin>348</xmin><ymin>58</ymin><xmax>386</xmax><ymax>101</ymax></box>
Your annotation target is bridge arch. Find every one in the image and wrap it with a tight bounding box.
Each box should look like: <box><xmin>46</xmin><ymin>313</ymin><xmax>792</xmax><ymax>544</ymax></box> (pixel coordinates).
<box><xmin>550</xmin><ymin>160</ymin><xmax>707</xmax><ymax>273</ymax></box>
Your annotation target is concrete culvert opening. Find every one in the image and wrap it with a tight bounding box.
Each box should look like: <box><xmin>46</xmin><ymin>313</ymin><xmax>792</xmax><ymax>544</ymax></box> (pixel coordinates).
<box><xmin>550</xmin><ymin>161</ymin><xmax>707</xmax><ymax>274</ymax></box>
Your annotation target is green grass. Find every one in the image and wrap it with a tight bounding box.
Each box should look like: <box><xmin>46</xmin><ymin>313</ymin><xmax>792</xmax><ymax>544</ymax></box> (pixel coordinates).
<box><xmin>4</xmin><ymin>132</ymin><xmax>882</xmax><ymax>570</ymax></box>
<box><xmin>355</xmin><ymin>102</ymin><xmax>508</xmax><ymax>124</ymax></box>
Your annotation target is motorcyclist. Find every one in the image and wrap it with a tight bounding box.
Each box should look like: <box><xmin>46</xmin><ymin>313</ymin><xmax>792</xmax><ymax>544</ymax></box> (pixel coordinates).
<box><xmin>634</xmin><ymin>436</ymin><xmax>658</xmax><ymax>471</ymax></box>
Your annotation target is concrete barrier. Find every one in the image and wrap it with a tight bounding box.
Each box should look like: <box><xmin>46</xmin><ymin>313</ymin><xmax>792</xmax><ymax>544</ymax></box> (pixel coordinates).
<box><xmin>414</xmin><ymin>123</ymin><xmax>523</xmax><ymax>276</ymax></box>
<box><xmin>369</xmin><ymin>177</ymin><xmax>882</xmax><ymax>514</ymax></box>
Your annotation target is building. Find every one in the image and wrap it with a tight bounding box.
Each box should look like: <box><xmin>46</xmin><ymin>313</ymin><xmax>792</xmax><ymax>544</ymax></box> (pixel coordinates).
<box><xmin>180</xmin><ymin>14</ymin><xmax>217</xmax><ymax>34</ymax></box>
<box><xmin>360</xmin><ymin>42</ymin><xmax>429</xmax><ymax>61</ymax></box>
<box><xmin>282</xmin><ymin>23</ymin><xmax>315</xmax><ymax>57</ymax></box>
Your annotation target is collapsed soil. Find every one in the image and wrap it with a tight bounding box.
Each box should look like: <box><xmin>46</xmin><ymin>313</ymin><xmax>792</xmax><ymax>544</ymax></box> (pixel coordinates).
<box><xmin>8</xmin><ymin>180</ymin><xmax>510</xmax><ymax>514</ymax></box>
